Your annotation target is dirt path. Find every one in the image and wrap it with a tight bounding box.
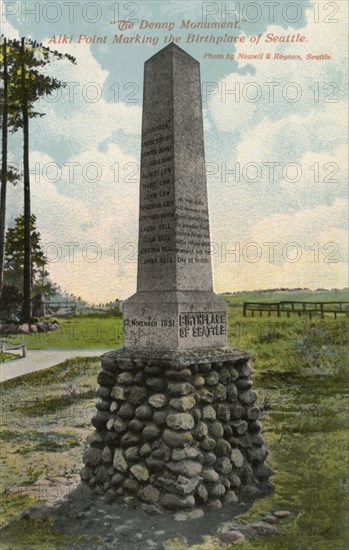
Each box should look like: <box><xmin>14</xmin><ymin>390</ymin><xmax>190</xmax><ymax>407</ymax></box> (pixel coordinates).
<box><xmin>0</xmin><ymin>349</ymin><xmax>112</xmax><ymax>382</ymax></box>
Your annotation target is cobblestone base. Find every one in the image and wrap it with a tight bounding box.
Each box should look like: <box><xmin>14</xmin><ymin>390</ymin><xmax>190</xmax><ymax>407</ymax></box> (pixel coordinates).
<box><xmin>81</xmin><ymin>348</ymin><xmax>273</xmax><ymax>511</ymax></box>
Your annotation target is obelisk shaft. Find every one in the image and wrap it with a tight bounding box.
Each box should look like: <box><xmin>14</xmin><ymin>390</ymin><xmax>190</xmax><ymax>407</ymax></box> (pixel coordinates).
<box><xmin>138</xmin><ymin>45</ymin><xmax>212</xmax><ymax>292</ymax></box>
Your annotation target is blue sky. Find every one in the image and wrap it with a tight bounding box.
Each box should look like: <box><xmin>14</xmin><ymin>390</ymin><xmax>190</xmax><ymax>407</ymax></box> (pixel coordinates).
<box><xmin>1</xmin><ymin>0</ymin><xmax>348</xmax><ymax>301</ymax></box>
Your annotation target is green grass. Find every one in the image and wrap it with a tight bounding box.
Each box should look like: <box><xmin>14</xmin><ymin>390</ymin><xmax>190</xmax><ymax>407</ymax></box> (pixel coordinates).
<box><xmin>4</xmin><ymin>315</ymin><xmax>123</xmax><ymax>350</ymax></box>
<box><xmin>0</xmin><ymin>352</ymin><xmax>19</xmax><ymax>362</ymax></box>
<box><xmin>224</xmin><ymin>288</ymin><xmax>349</xmax><ymax>308</ymax></box>
<box><xmin>0</xmin><ymin>290</ymin><xmax>348</xmax><ymax>548</ymax></box>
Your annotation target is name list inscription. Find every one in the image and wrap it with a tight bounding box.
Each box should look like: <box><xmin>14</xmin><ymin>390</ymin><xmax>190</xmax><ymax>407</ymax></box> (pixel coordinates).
<box><xmin>139</xmin><ymin>123</ymin><xmax>211</xmax><ymax>266</ymax></box>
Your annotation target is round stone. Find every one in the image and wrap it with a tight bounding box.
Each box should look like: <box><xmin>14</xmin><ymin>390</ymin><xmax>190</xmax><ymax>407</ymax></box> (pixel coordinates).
<box><xmin>128</xmin><ymin>419</ymin><xmax>144</xmax><ymax>434</ymax></box>
<box><xmin>249</xmin><ymin>446</ymin><xmax>268</xmax><ymax>464</ymax></box>
<box><xmin>196</xmin><ymin>388</ymin><xmax>214</xmax><ymax>404</ymax></box>
<box><xmin>202</xmin><ymin>452</ymin><xmax>216</xmax><ymax>466</ymax></box>
<box><xmin>106</xmin><ymin>418</ymin><xmax>115</xmax><ymax>430</ymax></box>
<box><xmin>139</xmin><ymin>443</ymin><xmax>152</xmax><ymax>456</ymax></box>
<box><xmin>206</xmin><ymin>371</ymin><xmax>219</xmax><ymax>386</ymax></box>
<box><xmin>96</xmin><ymin>386</ymin><xmax>111</xmax><ymax>399</ymax></box>
<box><xmin>172</xmin><ymin>447</ymin><xmax>200</xmax><ymax>461</ymax></box>
<box><xmin>166</xmin><ymin>413</ymin><xmax>195</xmax><ymax>431</ymax></box>
<box><xmin>101</xmin><ymin>446</ymin><xmax>113</xmax><ymax>464</ymax></box>
<box><xmin>142</xmin><ymin>424</ymin><xmax>161</xmax><ymax>441</ymax></box>
<box><xmin>255</xmin><ymin>463</ymin><xmax>274</xmax><ymax>479</ymax></box>
<box><xmin>80</xmin><ymin>466</ymin><xmax>92</xmax><ymax>481</ymax></box>
<box><xmin>134</xmin><ymin>371</ymin><xmax>145</xmax><ymax>385</ymax></box>
<box><xmin>246</xmin><ymin>406</ymin><xmax>260</xmax><ymax>420</ymax></box>
<box><xmin>229</xmin><ymin>367</ymin><xmax>239</xmax><ymax>381</ymax></box>
<box><xmin>116</xmin><ymin>372</ymin><xmax>134</xmax><ymax>385</ymax></box>
<box><xmin>240</xmin><ymin>363</ymin><xmax>253</xmax><ymax>377</ymax></box>
<box><xmin>214</xmin><ymin>384</ymin><xmax>227</xmax><ymax>401</ymax></box>
<box><xmin>91</xmin><ymin>411</ymin><xmax>110</xmax><ymax>430</ymax></box>
<box><xmin>140</xmin><ymin>485</ymin><xmax>160</xmax><ymax>504</ymax></box>
<box><xmin>230</xmin><ymin>405</ymin><xmax>245</xmax><ymax>420</ymax></box>
<box><xmin>239</xmin><ymin>390</ymin><xmax>257</xmax><ymax>405</ymax></box>
<box><xmin>114</xmin><ymin>418</ymin><xmax>127</xmax><ymax>434</ymax></box>
<box><xmin>163</xmin><ymin>429</ymin><xmax>193</xmax><ymax>448</ymax></box>
<box><xmin>236</xmin><ymin>379</ymin><xmax>253</xmax><ymax>391</ymax></box>
<box><xmin>208</xmin><ymin>421</ymin><xmax>224</xmax><ymax>439</ymax></box>
<box><xmin>216</xmin><ymin>404</ymin><xmax>231</xmax><ymax>422</ymax></box>
<box><xmin>123</xmin><ymin>478</ymin><xmax>139</xmax><ymax>493</ymax></box>
<box><xmin>125</xmin><ymin>446</ymin><xmax>140</xmax><ymax>461</ymax></box>
<box><xmin>146</xmin><ymin>377</ymin><xmax>166</xmax><ymax>392</ymax></box>
<box><xmin>196</xmin><ymin>421</ymin><xmax>208</xmax><ymax>439</ymax></box>
<box><xmin>231</xmin><ymin>448</ymin><xmax>244</xmax><ymax>468</ymax></box>
<box><xmin>121</xmin><ymin>431</ymin><xmax>141</xmax><ymax>447</ymax></box>
<box><xmin>192</xmin><ymin>408</ymin><xmax>201</xmax><ymax>422</ymax></box>
<box><xmin>220</xmin><ymin>457</ymin><xmax>233</xmax><ymax>475</ymax></box>
<box><xmin>228</xmin><ymin>474</ymin><xmax>241</xmax><ymax>488</ymax></box>
<box><xmin>95</xmin><ymin>465</ymin><xmax>110</xmax><ymax>484</ymax></box>
<box><xmin>227</xmin><ymin>384</ymin><xmax>238</xmax><ymax>401</ymax></box>
<box><xmin>168</xmin><ymin>383</ymin><xmax>195</xmax><ymax>396</ymax></box>
<box><xmin>249</xmin><ymin>420</ymin><xmax>262</xmax><ymax>433</ymax></box>
<box><xmin>207</xmin><ymin>498</ymin><xmax>222</xmax><ymax>509</ymax></box>
<box><xmin>202</xmin><ymin>406</ymin><xmax>216</xmax><ymax>421</ymax></box>
<box><xmin>149</xmin><ymin>393</ymin><xmax>167</xmax><ymax>408</ymax></box>
<box><xmin>113</xmin><ymin>449</ymin><xmax>128</xmax><ymax>472</ymax></box>
<box><xmin>202</xmin><ymin>468</ymin><xmax>219</xmax><ymax>483</ymax></box>
<box><xmin>153</xmin><ymin>410</ymin><xmax>167</xmax><ymax>426</ymax></box>
<box><xmin>219</xmin><ymin>368</ymin><xmax>231</xmax><ymax>384</ymax></box>
<box><xmin>129</xmin><ymin>386</ymin><xmax>148</xmax><ymax>406</ymax></box>
<box><xmin>224</xmin><ymin>425</ymin><xmax>233</xmax><ymax>438</ymax></box>
<box><xmin>194</xmin><ymin>376</ymin><xmax>205</xmax><ymax>387</ymax></box>
<box><xmin>161</xmin><ymin>493</ymin><xmax>195</xmax><ymax>510</ymax></box>
<box><xmin>196</xmin><ymin>484</ymin><xmax>208</xmax><ymax>503</ymax></box>
<box><xmin>95</xmin><ymin>398</ymin><xmax>111</xmax><ymax>412</ymax></box>
<box><xmin>111</xmin><ymin>472</ymin><xmax>125</xmax><ymax>486</ymax></box>
<box><xmin>169</xmin><ymin>395</ymin><xmax>196</xmax><ymax>412</ymax></box>
<box><xmin>110</xmin><ymin>401</ymin><xmax>118</xmax><ymax>413</ymax></box>
<box><xmin>83</xmin><ymin>448</ymin><xmax>102</xmax><ymax>468</ymax></box>
<box><xmin>200</xmin><ymin>437</ymin><xmax>216</xmax><ymax>451</ymax></box>
<box><xmin>208</xmin><ymin>482</ymin><xmax>226</xmax><ymax>498</ymax></box>
<box><xmin>232</xmin><ymin>420</ymin><xmax>248</xmax><ymax>435</ymax></box>
<box><xmin>167</xmin><ymin>460</ymin><xmax>203</xmax><ymax>477</ymax></box>
<box><xmin>135</xmin><ymin>405</ymin><xmax>153</xmax><ymax>420</ymax></box>
<box><xmin>199</xmin><ymin>363</ymin><xmax>211</xmax><ymax>373</ymax></box>
<box><xmin>215</xmin><ymin>439</ymin><xmax>232</xmax><ymax>457</ymax></box>
<box><xmin>118</xmin><ymin>402</ymin><xmax>135</xmax><ymax>419</ymax></box>
<box><xmin>130</xmin><ymin>464</ymin><xmax>149</xmax><ymax>482</ymax></box>
<box><xmin>111</xmin><ymin>385</ymin><xmax>126</xmax><ymax>400</ymax></box>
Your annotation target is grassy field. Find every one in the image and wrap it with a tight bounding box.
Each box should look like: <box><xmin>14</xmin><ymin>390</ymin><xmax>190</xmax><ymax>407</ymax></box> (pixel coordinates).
<box><xmin>0</xmin><ymin>290</ymin><xmax>348</xmax><ymax>548</ymax></box>
<box><xmin>2</xmin><ymin>289</ymin><xmax>348</xmax><ymax>351</ymax></box>
<box><xmin>5</xmin><ymin>314</ymin><xmax>123</xmax><ymax>350</ymax></box>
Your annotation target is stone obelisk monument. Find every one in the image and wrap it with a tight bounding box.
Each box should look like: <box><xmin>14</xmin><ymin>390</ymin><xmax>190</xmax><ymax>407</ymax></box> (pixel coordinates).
<box><xmin>123</xmin><ymin>44</ymin><xmax>227</xmax><ymax>351</ymax></box>
<box><xmin>82</xmin><ymin>44</ymin><xmax>272</xmax><ymax>511</ymax></box>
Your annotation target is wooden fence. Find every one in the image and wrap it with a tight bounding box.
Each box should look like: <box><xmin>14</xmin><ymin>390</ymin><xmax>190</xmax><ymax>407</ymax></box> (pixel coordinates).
<box><xmin>242</xmin><ymin>301</ymin><xmax>349</xmax><ymax>319</ymax></box>
<box><xmin>0</xmin><ymin>340</ymin><xmax>26</xmax><ymax>357</ymax></box>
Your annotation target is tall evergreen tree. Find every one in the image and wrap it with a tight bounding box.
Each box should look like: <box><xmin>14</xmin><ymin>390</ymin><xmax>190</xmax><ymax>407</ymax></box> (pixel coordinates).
<box><xmin>1</xmin><ymin>37</ymin><xmax>75</xmax><ymax>321</ymax></box>
<box><xmin>0</xmin><ymin>38</ymin><xmax>9</xmax><ymax>296</ymax></box>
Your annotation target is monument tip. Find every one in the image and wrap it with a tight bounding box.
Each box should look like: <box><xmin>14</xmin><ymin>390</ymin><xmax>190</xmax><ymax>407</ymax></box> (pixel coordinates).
<box><xmin>145</xmin><ymin>42</ymin><xmax>199</xmax><ymax>64</ymax></box>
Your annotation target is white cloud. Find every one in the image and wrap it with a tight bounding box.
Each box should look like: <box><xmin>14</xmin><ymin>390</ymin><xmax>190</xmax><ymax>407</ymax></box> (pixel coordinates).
<box><xmin>31</xmin><ymin>42</ymin><xmax>142</xmax><ymax>155</ymax></box>
<box><xmin>208</xmin><ymin>3</ymin><xmax>348</xmax><ymax>132</ymax></box>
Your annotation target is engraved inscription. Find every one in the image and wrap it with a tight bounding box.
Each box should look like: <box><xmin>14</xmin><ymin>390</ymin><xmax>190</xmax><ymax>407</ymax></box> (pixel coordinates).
<box><xmin>178</xmin><ymin>312</ymin><xmax>227</xmax><ymax>338</ymax></box>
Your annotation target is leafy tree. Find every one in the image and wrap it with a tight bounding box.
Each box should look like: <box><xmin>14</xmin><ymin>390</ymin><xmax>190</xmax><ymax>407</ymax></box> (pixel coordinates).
<box><xmin>0</xmin><ymin>283</ymin><xmax>23</xmax><ymax>320</ymax></box>
<box><xmin>4</xmin><ymin>214</ymin><xmax>46</xmax><ymax>290</ymax></box>
<box><xmin>0</xmin><ymin>36</ymin><xmax>75</xmax><ymax>321</ymax></box>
